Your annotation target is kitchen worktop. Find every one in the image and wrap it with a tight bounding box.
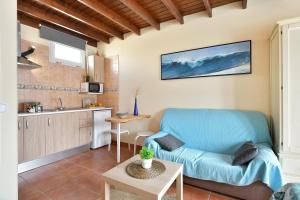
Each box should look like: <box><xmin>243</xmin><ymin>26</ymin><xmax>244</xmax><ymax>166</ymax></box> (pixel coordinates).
<box><xmin>18</xmin><ymin>107</ymin><xmax>112</xmax><ymax>117</ymax></box>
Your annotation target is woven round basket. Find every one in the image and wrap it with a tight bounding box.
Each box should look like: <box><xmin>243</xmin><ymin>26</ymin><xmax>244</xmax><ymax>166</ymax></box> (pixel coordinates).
<box><xmin>126</xmin><ymin>160</ymin><xmax>166</xmax><ymax>179</ymax></box>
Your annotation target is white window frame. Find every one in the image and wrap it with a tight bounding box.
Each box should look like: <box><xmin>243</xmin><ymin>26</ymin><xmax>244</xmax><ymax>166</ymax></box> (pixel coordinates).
<box><xmin>49</xmin><ymin>42</ymin><xmax>85</xmax><ymax>68</ymax></box>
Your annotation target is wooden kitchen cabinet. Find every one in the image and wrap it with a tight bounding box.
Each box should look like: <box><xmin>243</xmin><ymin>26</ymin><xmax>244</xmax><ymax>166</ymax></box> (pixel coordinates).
<box><xmin>65</xmin><ymin>112</ymin><xmax>80</xmax><ymax>149</ymax></box>
<box><xmin>79</xmin><ymin>127</ymin><xmax>92</xmax><ymax>145</ymax></box>
<box><xmin>23</xmin><ymin>115</ymin><xmax>46</xmax><ymax>162</ymax></box>
<box><xmin>19</xmin><ymin>111</ymin><xmax>92</xmax><ymax>163</ymax></box>
<box><xmin>79</xmin><ymin>111</ymin><xmax>93</xmax><ymax>145</ymax></box>
<box><xmin>45</xmin><ymin>114</ymin><xmax>63</xmax><ymax>155</ymax></box>
<box><xmin>88</xmin><ymin>55</ymin><xmax>104</xmax><ymax>83</ymax></box>
<box><xmin>18</xmin><ymin>117</ymin><xmax>24</xmax><ymax>163</ymax></box>
<box><xmin>46</xmin><ymin>112</ymin><xmax>80</xmax><ymax>154</ymax></box>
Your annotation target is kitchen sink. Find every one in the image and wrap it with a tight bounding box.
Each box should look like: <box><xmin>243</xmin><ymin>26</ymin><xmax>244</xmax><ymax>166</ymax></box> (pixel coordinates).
<box><xmin>43</xmin><ymin>107</ymin><xmax>82</xmax><ymax>112</ymax></box>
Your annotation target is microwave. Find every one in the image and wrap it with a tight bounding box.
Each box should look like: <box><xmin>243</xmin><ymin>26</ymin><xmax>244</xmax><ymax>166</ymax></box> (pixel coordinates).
<box><xmin>80</xmin><ymin>82</ymin><xmax>103</xmax><ymax>94</ymax></box>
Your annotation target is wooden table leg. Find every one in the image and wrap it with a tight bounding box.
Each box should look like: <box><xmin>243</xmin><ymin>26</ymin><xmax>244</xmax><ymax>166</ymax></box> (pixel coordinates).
<box><xmin>105</xmin><ymin>182</ymin><xmax>110</xmax><ymax>200</ymax></box>
<box><xmin>117</xmin><ymin>123</ymin><xmax>121</xmax><ymax>163</ymax></box>
<box><xmin>176</xmin><ymin>169</ymin><xmax>183</xmax><ymax>200</ymax></box>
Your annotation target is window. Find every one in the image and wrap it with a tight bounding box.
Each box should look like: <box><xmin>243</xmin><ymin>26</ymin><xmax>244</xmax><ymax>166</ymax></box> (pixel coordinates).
<box><xmin>49</xmin><ymin>42</ymin><xmax>85</xmax><ymax>68</ymax></box>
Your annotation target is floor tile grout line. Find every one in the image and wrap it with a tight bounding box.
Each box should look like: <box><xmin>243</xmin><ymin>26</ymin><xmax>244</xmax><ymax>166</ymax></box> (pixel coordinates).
<box><xmin>79</xmin><ymin>184</ymin><xmax>103</xmax><ymax>198</ymax></box>
<box><xmin>19</xmin><ymin>175</ymin><xmax>53</xmax><ymax>200</ymax></box>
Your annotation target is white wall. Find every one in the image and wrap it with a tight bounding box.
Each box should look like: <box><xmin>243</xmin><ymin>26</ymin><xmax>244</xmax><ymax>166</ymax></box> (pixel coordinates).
<box><xmin>99</xmin><ymin>0</ymin><xmax>300</xmax><ymax>135</ymax></box>
<box><xmin>0</xmin><ymin>0</ymin><xmax>18</xmax><ymax>199</ymax></box>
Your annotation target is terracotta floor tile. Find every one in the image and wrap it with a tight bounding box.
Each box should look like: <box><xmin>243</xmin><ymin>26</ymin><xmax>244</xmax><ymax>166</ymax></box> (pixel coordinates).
<box><xmin>46</xmin><ymin>181</ymin><xmax>83</xmax><ymax>200</ymax></box>
<box><xmin>74</xmin><ymin>171</ymin><xmax>105</xmax><ymax>194</ymax></box>
<box><xmin>93</xmin><ymin>162</ymin><xmax>116</xmax><ymax>175</ymax></box>
<box><xmin>53</xmin><ymin>160</ymin><xmax>89</xmax><ymax>177</ymax></box>
<box><xmin>63</xmin><ymin>188</ymin><xmax>100</xmax><ymax>200</ymax></box>
<box><xmin>18</xmin><ymin>183</ymin><xmax>49</xmax><ymax>200</ymax></box>
<box><xmin>20</xmin><ymin>164</ymin><xmax>62</xmax><ymax>181</ymax></box>
<box><xmin>76</xmin><ymin>157</ymin><xmax>106</xmax><ymax>169</ymax></box>
<box><xmin>64</xmin><ymin>165</ymin><xmax>90</xmax><ymax>177</ymax></box>
<box><xmin>66</xmin><ymin>153</ymin><xmax>91</xmax><ymax>163</ymax></box>
<box><xmin>18</xmin><ymin>144</ymin><xmax>236</xmax><ymax>200</ymax></box>
<box><xmin>19</xmin><ymin>192</ymin><xmax>50</xmax><ymax>200</ymax></box>
<box><xmin>27</xmin><ymin>173</ymin><xmax>70</xmax><ymax>193</ymax></box>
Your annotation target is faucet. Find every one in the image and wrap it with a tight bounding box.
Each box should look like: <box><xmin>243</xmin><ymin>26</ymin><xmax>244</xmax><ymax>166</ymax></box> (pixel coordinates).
<box><xmin>57</xmin><ymin>97</ymin><xmax>64</xmax><ymax>110</ymax></box>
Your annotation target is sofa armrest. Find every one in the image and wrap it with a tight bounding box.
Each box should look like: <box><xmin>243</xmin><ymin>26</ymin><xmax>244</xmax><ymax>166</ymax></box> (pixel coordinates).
<box><xmin>248</xmin><ymin>143</ymin><xmax>283</xmax><ymax>191</ymax></box>
<box><xmin>144</xmin><ymin>131</ymin><xmax>169</xmax><ymax>157</ymax></box>
<box><xmin>253</xmin><ymin>143</ymin><xmax>280</xmax><ymax>166</ymax></box>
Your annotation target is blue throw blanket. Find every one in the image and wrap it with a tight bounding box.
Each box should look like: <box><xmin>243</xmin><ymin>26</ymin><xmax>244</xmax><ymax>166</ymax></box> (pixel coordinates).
<box><xmin>145</xmin><ymin>108</ymin><xmax>283</xmax><ymax>191</ymax></box>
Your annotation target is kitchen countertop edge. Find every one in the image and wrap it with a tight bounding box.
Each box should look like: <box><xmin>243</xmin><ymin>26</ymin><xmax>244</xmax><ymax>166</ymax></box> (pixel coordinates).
<box><xmin>18</xmin><ymin>107</ymin><xmax>112</xmax><ymax>117</ymax></box>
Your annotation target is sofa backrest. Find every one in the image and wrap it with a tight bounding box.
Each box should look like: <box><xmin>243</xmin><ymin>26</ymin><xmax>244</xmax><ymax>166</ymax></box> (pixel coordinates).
<box><xmin>160</xmin><ymin>108</ymin><xmax>272</xmax><ymax>155</ymax></box>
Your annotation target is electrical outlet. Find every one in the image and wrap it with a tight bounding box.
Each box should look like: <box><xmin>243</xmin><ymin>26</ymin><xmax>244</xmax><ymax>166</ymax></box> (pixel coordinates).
<box><xmin>0</xmin><ymin>103</ymin><xmax>6</xmax><ymax>113</ymax></box>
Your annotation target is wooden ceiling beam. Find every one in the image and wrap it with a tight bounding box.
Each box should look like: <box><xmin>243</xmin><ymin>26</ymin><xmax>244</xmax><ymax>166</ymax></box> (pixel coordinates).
<box><xmin>119</xmin><ymin>0</ymin><xmax>160</xmax><ymax>30</ymax></box>
<box><xmin>17</xmin><ymin>12</ymin><xmax>98</xmax><ymax>47</ymax></box>
<box><xmin>34</xmin><ymin>0</ymin><xmax>123</xmax><ymax>39</ymax></box>
<box><xmin>160</xmin><ymin>0</ymin><xmax>183</xmax><ymax>24</ymax></box>
<box><xmin>202</xmin><ymin>0</ymin><xmax>212</xmax><ymax>17</ymax></box>
<box><xmin>78</xmin><ymin>0</ymin><xmax>140</xmax><ymax>35</ymax></box>
<box><xmin>242</xmin><ymin>0</ymin><xmax>247</xmax><ymax>9</ymax></box>
<box><xmin>18</xmin><ymin>2</ymin><xmax>110</xmax><ymax>43</ymax></box>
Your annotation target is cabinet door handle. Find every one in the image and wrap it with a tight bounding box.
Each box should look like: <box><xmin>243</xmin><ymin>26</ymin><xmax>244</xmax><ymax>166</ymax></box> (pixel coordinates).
<box><xmin>25</xmin><ymin>120</ymin><xmax>29</xmax><ymax>129</ymax></box>
<box><xmin>48</xmin><ymin>118</ymin><xmax>51</xmax><ymax>126</ymax></box>
<box><xmin>18</xmin><ymin>121</ymin><xmax>21</xmax><ymax>130</ymax></box>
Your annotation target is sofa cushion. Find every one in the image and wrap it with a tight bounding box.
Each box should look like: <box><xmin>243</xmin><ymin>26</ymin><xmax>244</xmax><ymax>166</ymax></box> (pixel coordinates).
<box><xmin>154</xmin><ymin>134</ymin><xmax>184</xmax><ymax>151</ymax></box>
<box><xmin>232</xmin><ymin>141</ymin><xmax>258</xmax><ymax>165</ymax></box>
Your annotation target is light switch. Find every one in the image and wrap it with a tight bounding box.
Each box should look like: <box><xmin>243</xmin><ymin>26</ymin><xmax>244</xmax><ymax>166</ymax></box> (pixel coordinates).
<box><xmin>0</xmin><ymin>103</ymin><xmax>6</xmax><ymax>113</ymax></box>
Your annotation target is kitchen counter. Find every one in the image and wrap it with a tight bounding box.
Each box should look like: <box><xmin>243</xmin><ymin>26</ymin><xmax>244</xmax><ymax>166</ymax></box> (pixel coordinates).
<box><xmin>18</xmin><ymin>107</ymin><xmax>112</xmax><ymax>117</ymax></box>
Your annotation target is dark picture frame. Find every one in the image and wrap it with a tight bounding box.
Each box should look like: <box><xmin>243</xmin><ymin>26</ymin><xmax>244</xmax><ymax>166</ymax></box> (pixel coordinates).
<box><xmin>161</xmin><ymin>40</ymin><xmax>252</xmax><ymax>80</ymax></box>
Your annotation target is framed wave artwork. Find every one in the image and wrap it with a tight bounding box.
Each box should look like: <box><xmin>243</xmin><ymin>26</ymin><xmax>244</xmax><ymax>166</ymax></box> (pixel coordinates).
<box><xmin>161</xmin><ymin>40</ymin><xmax>252</xmax><ymax>80</ymax></box>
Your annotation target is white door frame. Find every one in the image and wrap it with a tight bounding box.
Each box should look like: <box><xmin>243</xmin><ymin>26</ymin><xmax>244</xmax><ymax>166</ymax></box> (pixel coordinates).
<box><xmin>0</xmin><ymin>0</ymin><xmax>18</xmax><ymax>199</ymax></box>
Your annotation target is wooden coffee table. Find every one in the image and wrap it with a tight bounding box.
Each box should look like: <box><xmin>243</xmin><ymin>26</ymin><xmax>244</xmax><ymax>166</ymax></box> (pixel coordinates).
<box><xmin>102</xmin><ymin>155</ymin><xmax>183</xmax><ymax>200</ymax></box>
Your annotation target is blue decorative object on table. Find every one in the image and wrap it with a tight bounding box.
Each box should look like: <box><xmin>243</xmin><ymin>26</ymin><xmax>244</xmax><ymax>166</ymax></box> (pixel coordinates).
<box><xmin>133</xmin><ymin>97</ymin><xmax>138</xmax><ymax>116</ymax></box>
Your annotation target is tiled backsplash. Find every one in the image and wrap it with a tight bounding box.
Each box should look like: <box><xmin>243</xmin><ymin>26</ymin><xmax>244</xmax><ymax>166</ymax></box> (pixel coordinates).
<box><xmin>18</xmin><ymin>39</ymin><xmax>96</xmax><ymax>111</ymax></box>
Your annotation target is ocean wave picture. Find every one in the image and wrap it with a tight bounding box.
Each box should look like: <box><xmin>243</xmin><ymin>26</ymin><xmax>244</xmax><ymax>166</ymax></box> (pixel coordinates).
<box><xmin>161</xmin><ymin>40</ymin><xmax>251</xmax><ymax>80</ymax></box>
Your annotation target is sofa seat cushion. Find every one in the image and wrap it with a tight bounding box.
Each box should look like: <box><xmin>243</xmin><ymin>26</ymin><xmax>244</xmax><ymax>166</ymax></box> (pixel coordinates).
<box><xmin>145</xmin><ymin>132</ymin><xmax>283</xmax><ymax>192</ymax></box>
<box><xmin>156</xmin><ymin>146</ymin><xmax>247</xmax><ymax>185</ymax></box>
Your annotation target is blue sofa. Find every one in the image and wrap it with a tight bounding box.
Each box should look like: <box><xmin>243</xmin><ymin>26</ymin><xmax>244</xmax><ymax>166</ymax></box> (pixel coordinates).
<box><xmin>145</xmin><ymin>109</ymin><xmax>283</xmax><ymax>196</ymax></box>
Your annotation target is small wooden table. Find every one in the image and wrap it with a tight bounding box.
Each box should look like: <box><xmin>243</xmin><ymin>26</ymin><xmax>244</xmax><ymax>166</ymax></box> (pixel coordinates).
<box><xmin>105</xmin><ymin>114</ymin><xmax>151</xmax><ymax>163</ymax></box>
<box><xmin>102</xmin><ymin>155</ymin><xmax>183</xmax><ymax>200</ymax></box>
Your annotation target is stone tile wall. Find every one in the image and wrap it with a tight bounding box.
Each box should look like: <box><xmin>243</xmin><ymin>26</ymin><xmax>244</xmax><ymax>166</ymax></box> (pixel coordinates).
<box><xmin>18</xmin><ymin>40</ymin><xmax>96</xmax><ymax>111</ymax></box>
